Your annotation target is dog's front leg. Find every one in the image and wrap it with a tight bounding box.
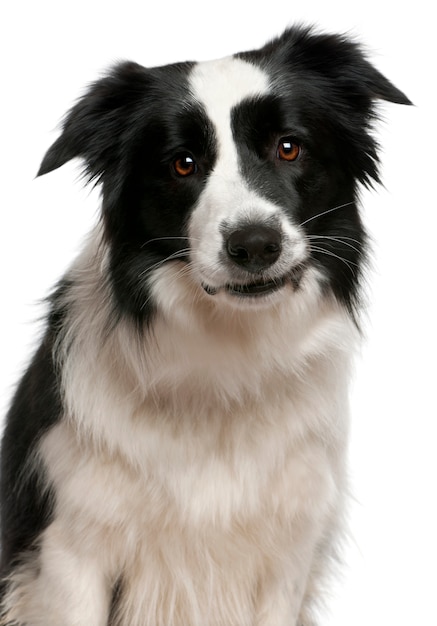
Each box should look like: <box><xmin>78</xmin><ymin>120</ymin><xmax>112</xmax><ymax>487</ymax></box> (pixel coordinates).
<box><xmin>1</xmin><ymin>520</ymin><xmax>111</xmax><ymax>626</ymax></box>
<box><xmin>254</xmin><ymin>511</ymin><xmax>333</xmax><ymax>626</ymax></box>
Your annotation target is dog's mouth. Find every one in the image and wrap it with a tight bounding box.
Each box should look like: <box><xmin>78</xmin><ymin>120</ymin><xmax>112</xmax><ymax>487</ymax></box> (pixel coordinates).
<box><xmin>202</xmin><ymin>266</ymin><xmax>304</xmax><ymax>299</ymax></box>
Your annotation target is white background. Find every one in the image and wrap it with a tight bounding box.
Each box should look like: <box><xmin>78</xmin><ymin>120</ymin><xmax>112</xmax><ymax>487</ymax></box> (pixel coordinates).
<box><xmin>1</xmin><ymin>1</ymin><xmax>435</xmax><ymax>624</ymax></box>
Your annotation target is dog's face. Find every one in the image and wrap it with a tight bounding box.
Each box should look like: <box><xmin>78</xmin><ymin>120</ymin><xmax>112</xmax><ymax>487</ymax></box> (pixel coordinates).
<box><xmin>38</xmin><ymin>27</ymin><xmax>410</xmax><ymax>320</ymax></box>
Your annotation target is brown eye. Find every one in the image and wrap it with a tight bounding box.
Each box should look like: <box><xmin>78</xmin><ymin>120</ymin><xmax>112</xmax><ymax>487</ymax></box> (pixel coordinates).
<box><xmin>277</xmin><ymin>138</ymin><xmax>301</xmax><ymax>162</ymax></box>
<box><xmin>173</xmin><ymin>154</ymin><xmax>197</xmax><ymax>177</ymax></box>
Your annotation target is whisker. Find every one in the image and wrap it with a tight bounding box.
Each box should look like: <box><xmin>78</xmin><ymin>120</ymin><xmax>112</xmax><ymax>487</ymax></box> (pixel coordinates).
<box><xmin>306</xmin><ymin>235</ymin><xmax>362</xmax><ymax>254</ymax></box>
<box><xmin>308</xmin><ymin>245</ymin><xmax>358</xmax><ymax>272</ymax></box>
<box><xmin>141</xmin><ymin>236</ymin><xmax>200</xmax><ymax>249</ymax></box>
<box><xmin>138</xmin><ymin>249</ymin><xmax>191</xmax><ymax>279</ymax></box>
<box><xmin>299</xmin><ymin>202</ymin><xmax>355</xmax><ymax>228</ymax></box>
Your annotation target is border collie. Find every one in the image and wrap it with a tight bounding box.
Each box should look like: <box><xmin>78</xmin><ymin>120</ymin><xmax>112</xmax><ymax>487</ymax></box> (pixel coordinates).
<box><xmin>0</xmin><ymin>26</ymin><xmax>410</xmax><ymax>626</ymax></box>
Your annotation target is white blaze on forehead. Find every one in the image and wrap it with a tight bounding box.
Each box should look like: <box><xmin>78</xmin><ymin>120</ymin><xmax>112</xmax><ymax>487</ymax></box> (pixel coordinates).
<box><xmin>189</xmin><ymin>57</ymin><xmax>270</xmax><ymax>169</ymax></box>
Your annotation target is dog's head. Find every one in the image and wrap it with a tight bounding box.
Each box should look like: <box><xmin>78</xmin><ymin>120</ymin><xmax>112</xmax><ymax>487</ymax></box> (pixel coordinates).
<box><xmin>39</xmin><ymin>26</ymin><xmax>411</xmax><ymax>321</ymax></box>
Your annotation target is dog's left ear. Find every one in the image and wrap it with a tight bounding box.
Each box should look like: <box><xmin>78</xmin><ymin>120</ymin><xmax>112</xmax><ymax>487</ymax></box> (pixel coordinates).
<box><xmin>263</xmin><ymin>26</ymin><xmax>412</xmax><ymax>106</ymax></box>
<box><xmin>348</xmin><ymin>51</ymin><xmax>412</xmax><ymax>106</ymax></box>
<box><xmin>37</xmin><ymin>61</ymin><xmax>152</xmax><ymax>181</ymax></box>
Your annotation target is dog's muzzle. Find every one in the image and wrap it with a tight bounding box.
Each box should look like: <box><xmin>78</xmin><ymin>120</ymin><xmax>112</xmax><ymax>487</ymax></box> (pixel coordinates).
<box><xmin>202</xmin><ymin>223</ymin><xmax>304</xmax><ymax>299</ymax></box>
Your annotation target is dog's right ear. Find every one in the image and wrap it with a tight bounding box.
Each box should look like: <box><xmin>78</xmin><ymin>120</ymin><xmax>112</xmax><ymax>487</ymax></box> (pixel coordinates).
<box><xmin>37</xmin><ymin>61</ymin><xmax>151</xmax><ymax>183</ymax></box>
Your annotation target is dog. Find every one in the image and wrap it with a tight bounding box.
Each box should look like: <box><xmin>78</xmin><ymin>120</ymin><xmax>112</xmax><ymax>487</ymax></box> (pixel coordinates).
<box><xmin>0</xmin><ymin>25</ymin><xmax>410</xmax><ymax>626</ymax></box>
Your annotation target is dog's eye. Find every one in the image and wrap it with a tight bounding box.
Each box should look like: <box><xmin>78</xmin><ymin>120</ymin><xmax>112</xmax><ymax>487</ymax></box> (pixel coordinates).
<box><xmin>172</xmin><ymin>154</ymin><xmax>198</xmax><ymax>177</ymax></box>
<box><xmin>277</xmin><ymin>138</ymin><xmax>301</xmax><ymax>162</ymax></box>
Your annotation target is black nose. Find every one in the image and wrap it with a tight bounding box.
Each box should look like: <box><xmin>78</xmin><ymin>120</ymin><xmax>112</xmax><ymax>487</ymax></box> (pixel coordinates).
<box><xmin>226</xmin><ymin>225</ymin><xmax>282</xmax><ymax>272</ymax></box>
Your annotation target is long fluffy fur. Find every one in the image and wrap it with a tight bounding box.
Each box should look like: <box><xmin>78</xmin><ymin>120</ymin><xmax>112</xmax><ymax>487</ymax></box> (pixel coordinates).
<box><xmin>0</xmin><ymin>25</ymin><xmax>410</xmax><ymax>626</ymax></box>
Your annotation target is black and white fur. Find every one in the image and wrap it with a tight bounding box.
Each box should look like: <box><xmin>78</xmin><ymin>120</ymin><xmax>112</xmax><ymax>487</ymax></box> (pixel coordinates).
<box><xmin>0</xmin><ymin>26</ymin><xmax>410</xmax><ymax>626</ymax></box>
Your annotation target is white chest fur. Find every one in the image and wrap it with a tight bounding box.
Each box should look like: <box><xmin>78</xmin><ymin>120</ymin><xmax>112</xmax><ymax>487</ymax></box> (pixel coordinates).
<box><xmin>11</xmin><ymin>239</ymin><xmax>359</xmax><ymax>626</ymax></box>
